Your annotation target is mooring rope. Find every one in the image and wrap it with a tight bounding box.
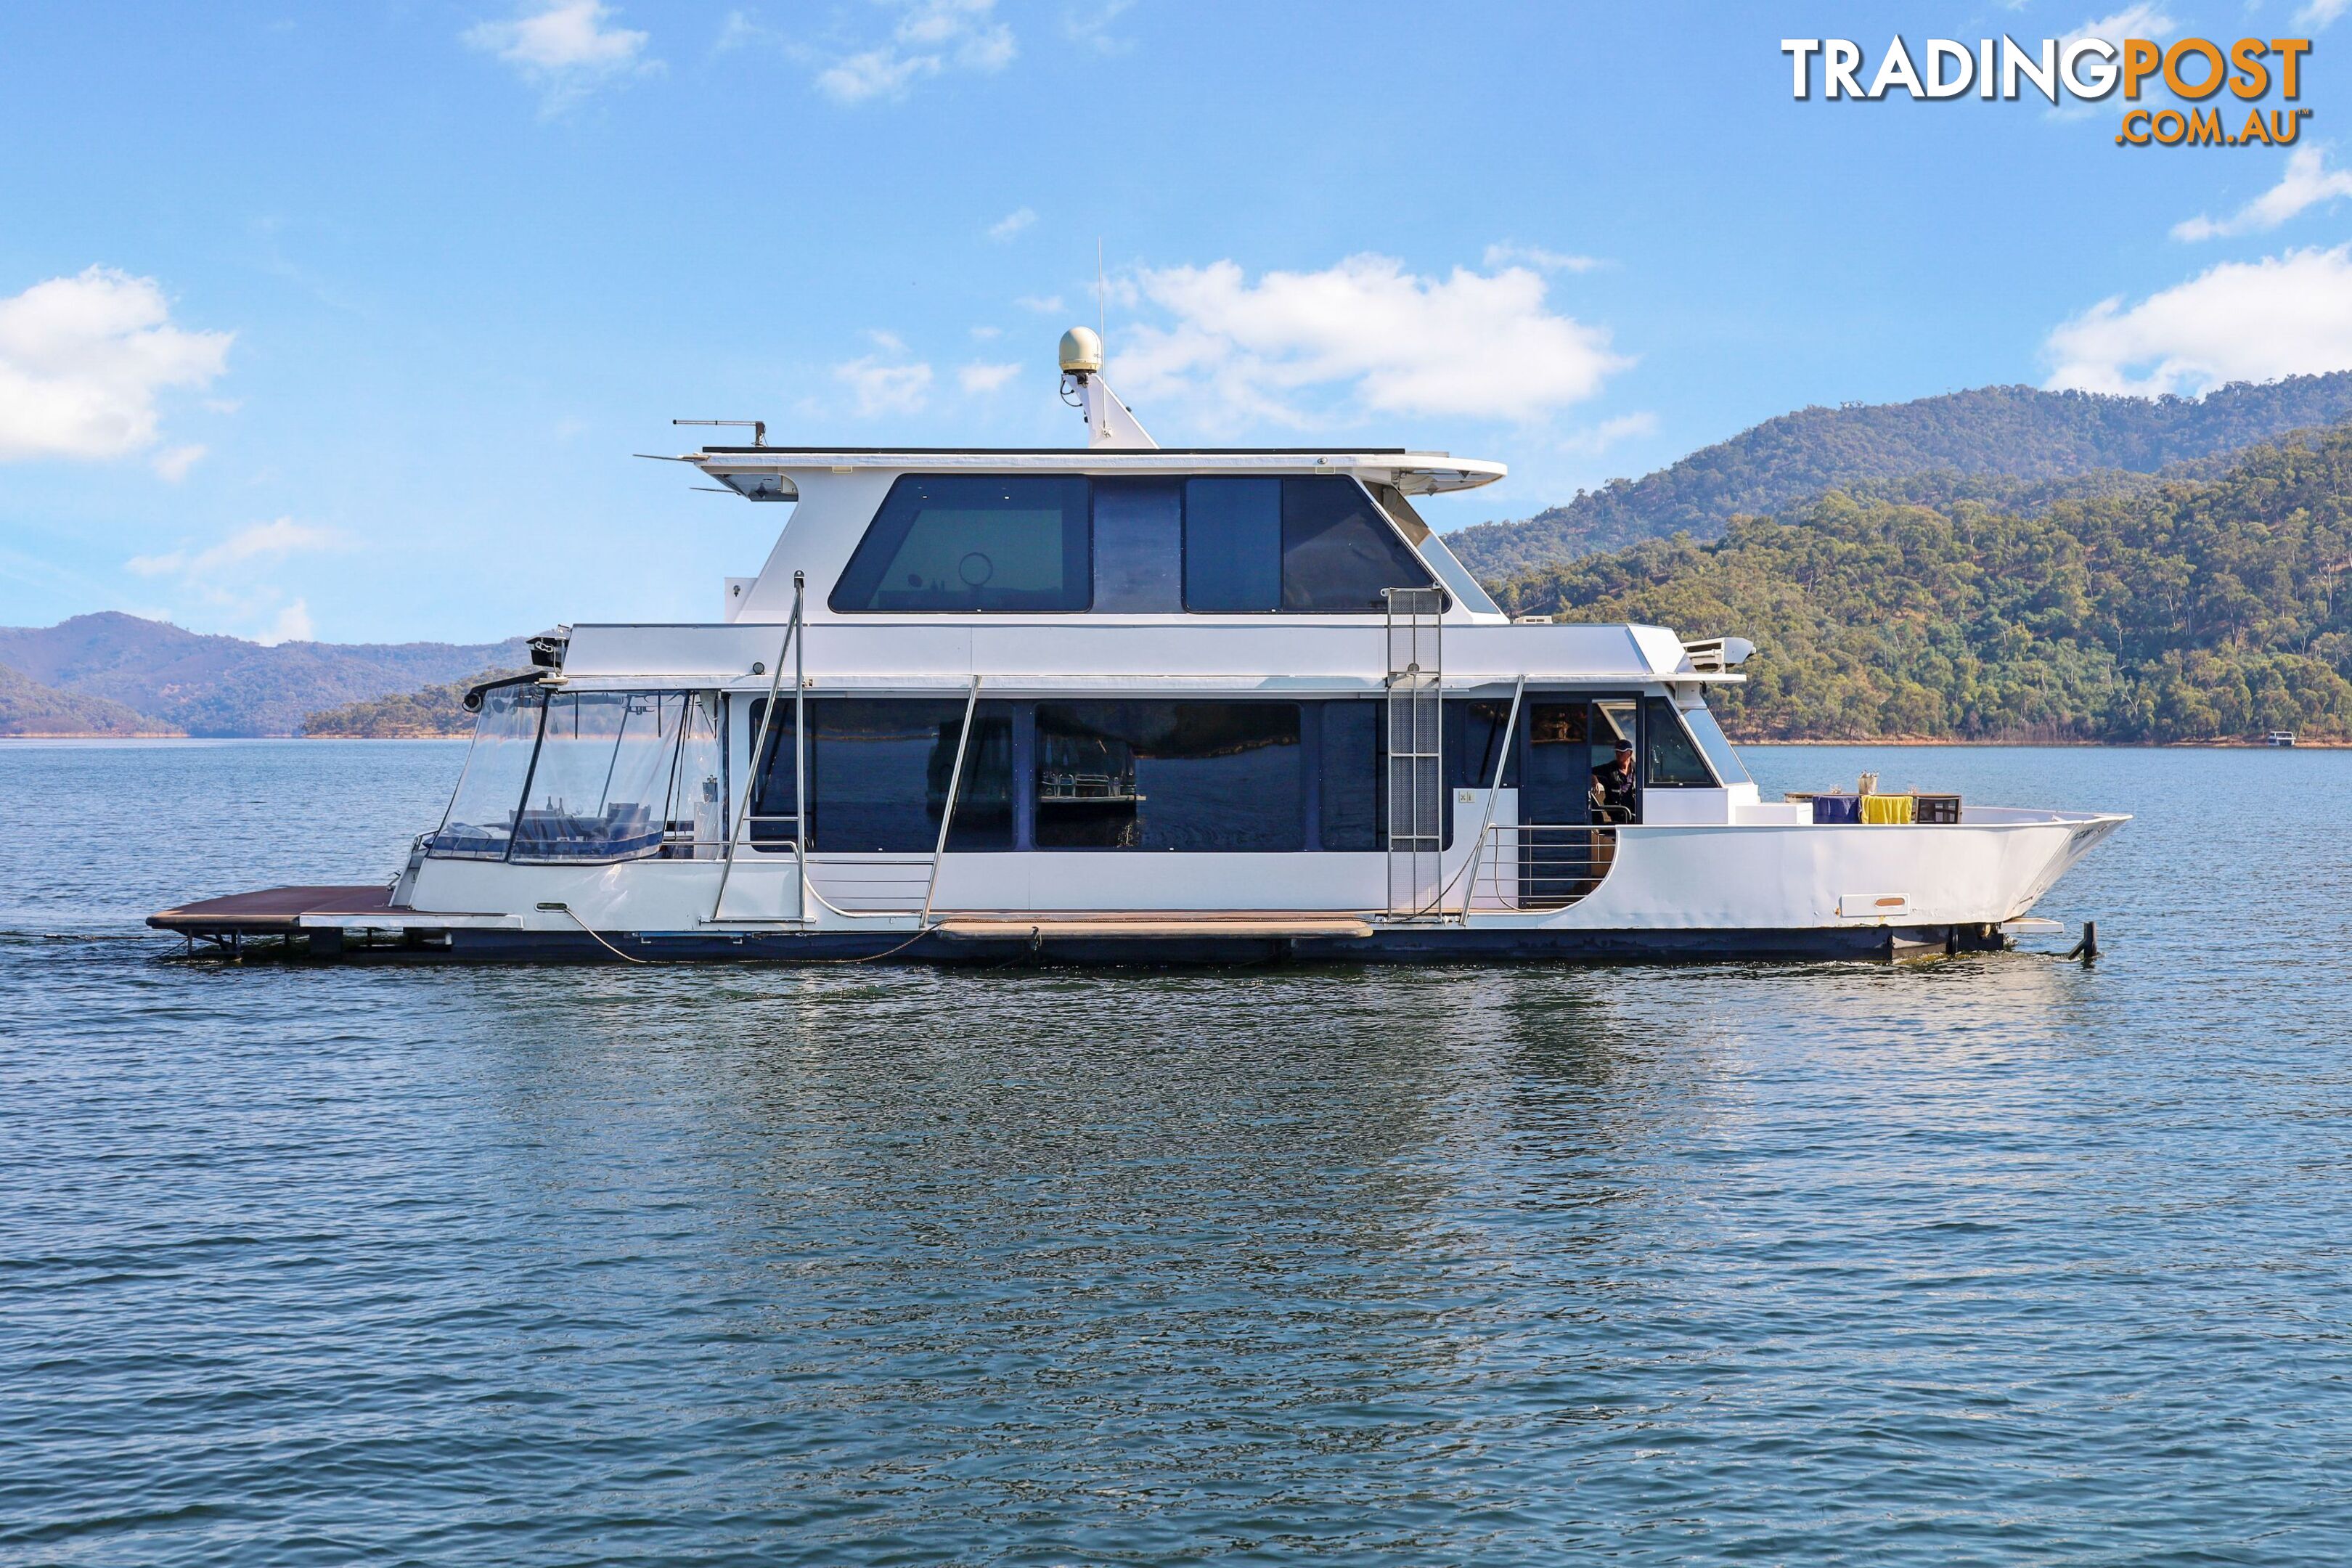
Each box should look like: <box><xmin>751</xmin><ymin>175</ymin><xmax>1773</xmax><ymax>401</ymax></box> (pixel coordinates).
<box><xmin>544</xmin><ymin>902</ymin><xmax>936</xmax><ymax>966</ymax></box>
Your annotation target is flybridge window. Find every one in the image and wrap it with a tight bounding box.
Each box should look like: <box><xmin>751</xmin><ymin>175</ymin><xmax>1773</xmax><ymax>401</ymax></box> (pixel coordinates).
<box><xmin>831</xmin><ymin>475</ymin><xmax>1091</xmax><ymax>613</ymax></box>
<box><xmin>1182</xmin><ymin>477</ymin><xmax>1437</xmax><ymax>613</ymax></box>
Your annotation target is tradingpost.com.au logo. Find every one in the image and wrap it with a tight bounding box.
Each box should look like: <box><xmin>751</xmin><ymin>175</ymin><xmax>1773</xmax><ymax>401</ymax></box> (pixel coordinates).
<box><xmin>1782</xmin><ymin>35</ymin><xmax>2312</xmax><ymax>147</ymax></box>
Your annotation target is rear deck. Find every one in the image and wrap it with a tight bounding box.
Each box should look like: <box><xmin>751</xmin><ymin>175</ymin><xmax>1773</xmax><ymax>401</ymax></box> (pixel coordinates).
<box><xmin>149</xmin><ymin>886</ymin><xmax>396</xmax><ymax>938</ymax></box>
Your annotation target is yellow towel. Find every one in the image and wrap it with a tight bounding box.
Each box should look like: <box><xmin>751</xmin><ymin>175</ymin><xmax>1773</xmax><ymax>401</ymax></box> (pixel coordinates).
<box><xmin>1861</xmin><ymin>793</ymin><xmax>1916</xmax><ymax>825</ymax></box>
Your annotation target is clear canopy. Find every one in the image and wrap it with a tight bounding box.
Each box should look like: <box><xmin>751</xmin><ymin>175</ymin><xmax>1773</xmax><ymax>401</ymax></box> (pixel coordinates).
<box><xmin>428</xmin><ymin>686</ymin><xmax>726</xmax><ymax>864</ymax></box>
<box><xmin>510</xmin><ymin>692</ymin><xmax>687</xmax><ymax>862</ymax></box>
<box><xmin>429</xmin><ymin>683</ymin><xmax>546</xmax><ymax>859</ymax></box>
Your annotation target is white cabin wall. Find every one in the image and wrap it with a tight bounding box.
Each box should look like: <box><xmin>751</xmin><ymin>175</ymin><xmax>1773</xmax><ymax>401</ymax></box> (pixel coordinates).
<box><xmin>735</xmin><ymin>469</ymin><xmax>897</xmax><ymax>624</ymax></box>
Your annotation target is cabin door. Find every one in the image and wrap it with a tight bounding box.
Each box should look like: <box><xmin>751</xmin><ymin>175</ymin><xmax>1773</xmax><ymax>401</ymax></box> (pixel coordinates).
<box><xmin>1517</xmin><ymin>701</ymin><xmax>1592</xmax><ymax>906</ymax></box>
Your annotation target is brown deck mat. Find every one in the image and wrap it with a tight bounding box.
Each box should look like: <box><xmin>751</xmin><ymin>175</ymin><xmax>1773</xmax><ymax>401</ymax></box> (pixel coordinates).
<box><xmin>149</xmin><ymin>886</ymin><xmax>393</xmax><ymax>935</ymax></box>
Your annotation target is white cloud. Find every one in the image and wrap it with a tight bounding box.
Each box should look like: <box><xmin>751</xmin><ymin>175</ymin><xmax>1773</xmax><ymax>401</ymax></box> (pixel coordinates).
<box><xmin>970</xmin><ymin>324</ymin><xmax>1003</xmax><ymax>340</ymax></box>
<box><xmin>464</xmin><ymin>1</ymin><xmax>653</xmax><ymax>108</ymax></box>
<box><xmin>1063</xmin><ymin>0</ymin><xmax>1135</xmax><ymax>54</ymax></box>
<box><xmin>1016</xmin><ymin>293</ymin><xmax>1067</xmax><ymax>314</ymax></box>
<box><xmin>0</xmin><ymin>267</ymin><xmax>230</xmax><ymax>465</ymax></box>
<box><xmin>152</xmin><ymin>444</ymin><xmax>206</xmax><ymax>482</ymax></box>
<box><xmin>2173</xmin><ymin>147</ymin><xmax>2352</xmax><ymax>240</ymax></box>
<box><xmin>835</xmin><ymin>354</ymin><xmax>934</xmax><ymax>415</ymax></box>
<box><xmin>128</xmin><ymin>518</ymin><xmax>341</xmax><ymax>580</ymax></box>
<box><xmin>126</xmin><ymin>519</ymin><xmax>340</xmax><ymax>643</ymax></box>
<box><xmin>2298</xmin><ymin>0</ymin><xmax>2349</xmax><ymax>28</ymax></box>
<box><xmin>714</xmin><ymin>9</ymin><xmax>779</xmax><ymax>51</ymax></box>
<box><xmin>815</xmin><ymin>0</ymin><xmax>1014</xmax><ymax>104</ymax></box>
<box><xmin>1559</xmin><ymin>412</ymin><xmax>1659</xmax><ymax>457</ymax></box>
<box><xmin>261</xmin><ymin>600</ymin><xmax>315</xmax><ymax>646</ymax></box>
<box><xmin>989</xmin><ymin>206</ymin><xmax>1036</xmax><ymax>241</ymax></box>
<box><xmin>1482</xmin><ymin>243</ymin><xmax>1603</xmax><ymax>274</ymax></box>
<box><xmin>1112</xmin><ymin>254</ymin><xmax>1627</xmax><ymax>429</ymax></box>
<box><xmin>2045</xmin><ymin>245</ymin><xmax>2352</xmax><ymax>395</ymax></box>
<box><xmin>2065</xmin><ymin>4</ymin><xmax>2173</xmax><ymax>46</ymax></box>
<box><xmin>957</xmin><ymin>361</ymin><xmax>1020</xmax><ymax>394</ymax></box>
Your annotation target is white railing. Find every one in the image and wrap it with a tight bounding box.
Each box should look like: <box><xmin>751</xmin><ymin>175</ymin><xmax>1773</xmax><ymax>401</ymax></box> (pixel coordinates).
<box><xmin>1466</xmin><ymin>823</ymin><xmax>1618</xmax><ymax>912</ymax></box>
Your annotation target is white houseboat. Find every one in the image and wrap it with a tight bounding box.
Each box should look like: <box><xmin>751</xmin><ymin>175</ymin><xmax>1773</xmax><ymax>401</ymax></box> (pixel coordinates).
<box><xmin>152</xmin><ymin>332</ymin><xmax>2126</xmax><ymax>963</ymax></box>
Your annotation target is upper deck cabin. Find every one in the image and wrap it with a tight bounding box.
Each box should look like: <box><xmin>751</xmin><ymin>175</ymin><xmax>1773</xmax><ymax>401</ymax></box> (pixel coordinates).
<box><xmin>687</xmin><ymin>445</ymin><xmax>1509</xmax><ymax>629</ymax></box>
<box><xmin>660</xmin><ymin>326</ymin><xmax>1503</xmax><ymax>632</ymax></box>
<box><xmin>565</xmin><ymin>332</ymin><xmax>1738</xmax><ymax>697</ymax></box>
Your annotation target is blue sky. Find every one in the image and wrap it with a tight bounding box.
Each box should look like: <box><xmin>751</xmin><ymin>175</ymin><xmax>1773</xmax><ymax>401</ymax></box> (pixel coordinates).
<box><xmin>1</xmin><ymin>0</ymin><xmax>2347</xmax><ymax>644</ymax></box>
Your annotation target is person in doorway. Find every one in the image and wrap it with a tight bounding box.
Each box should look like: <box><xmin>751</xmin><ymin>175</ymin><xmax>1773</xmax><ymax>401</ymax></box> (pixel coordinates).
<box><xmin>1591</xmin><ymin>738</ymin><xmax>1639</xmax><ymax>822</ymax></box>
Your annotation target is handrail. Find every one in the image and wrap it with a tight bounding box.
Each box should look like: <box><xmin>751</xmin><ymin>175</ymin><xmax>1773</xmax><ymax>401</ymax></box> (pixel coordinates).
<box><xmin>921</xmin><ymin>676</ymin><xmax>982</xmax><ymax>920</ymax></box>
<box><xmin>709</xmin><ymin>573</ymin><xmax>802</xmax><ymax>924</ymax></box>
<box><xmin>1469</xmin><ymin>822</ymin><xmax>1620</xmax><ymax>913</ymax></box>
<box><xmin>1445</xmin><ymin>673</ymin><xmax>1524</xmax><ymax>921</ymax></box>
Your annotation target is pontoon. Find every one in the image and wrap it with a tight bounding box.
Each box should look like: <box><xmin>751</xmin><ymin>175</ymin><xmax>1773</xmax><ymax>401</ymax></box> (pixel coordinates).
<box><xmin>152</xmin><ymin>332</ymin><xmax>2126</xmax><ymax>963</ymax></box>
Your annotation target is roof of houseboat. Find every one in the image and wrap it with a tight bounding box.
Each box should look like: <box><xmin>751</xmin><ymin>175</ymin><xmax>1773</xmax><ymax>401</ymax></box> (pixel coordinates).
<box><xmin>680</xmin><ymin>446</ymin><xmax>1508</xmax><ymax>494</ymax></box>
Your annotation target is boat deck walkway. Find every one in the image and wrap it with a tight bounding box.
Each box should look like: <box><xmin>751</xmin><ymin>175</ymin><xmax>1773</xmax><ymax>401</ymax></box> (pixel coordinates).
<box><xmin>150</xmin><ymin>886</ymin><xmax>397</xmax><ymax>937</ymax></box>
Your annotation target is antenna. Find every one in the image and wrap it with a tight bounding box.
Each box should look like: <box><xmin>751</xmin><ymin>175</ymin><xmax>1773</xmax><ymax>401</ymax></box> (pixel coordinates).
<box><xmin>673</xmin><ymin>417</ymin><xmax>767</xmax><ymax>447</ymax></box>
<box><xmin>1096</xmin><ymin>237</ymin><xmax>1105</xmax><ymax>349</ymax></box>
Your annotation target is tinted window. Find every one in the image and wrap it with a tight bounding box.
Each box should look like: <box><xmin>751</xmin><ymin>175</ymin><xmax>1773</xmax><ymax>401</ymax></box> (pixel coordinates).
<box><xmin>1034</xmin><ymin>701</ymin><xmax>1302</xmax><ymax>851</ymax></box>
<box><xmin>1318</xmin><ymin>701</ymin><xmax>1381</xmax><ymax>852</ymax></box>
<box><xmin>753</xmin><ymin>698</ymin><xmax>1014</xmax><ymax>851</ymax></box>
<box><xmin>1182</xmin><ymin>477</ymin><xmax>1434</xmax><ymax>613</ymax></box>
<box><xmin>831</xmin><ymin>475</ymin><xmax>1090</xmax><ymax>613</ymax></box>
<box><xmin>1092</xmin><ymin>479</ymin><xmax>1184</xmax><ymax>613</ymax></box>
<box><xmin>1445</xmin><ymin>699</ymin><xmax>1521</xmax><ymax>790</ymax></box>
<box><xmin>1281</xmin><ymin>478</ymin><xmax>1436</xmax><ymax>612</ymax></box>
<box><xmin>1679</xmin><ymin>702</ymin><xmax>1752</xmax><ymax>786</ymax></box>
<box><xmin>1183</xmin><ymin>478</ymin><xmax>1282</xmax><ymax>611</ymax></box>
<box><xmin>1643</xmin><ymin>696</ymin><xmax>1718</xmax><ymax>788</ymax></box>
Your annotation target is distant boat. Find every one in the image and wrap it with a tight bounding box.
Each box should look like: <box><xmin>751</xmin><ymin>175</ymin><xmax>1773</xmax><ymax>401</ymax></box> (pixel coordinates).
<box><xmin>2266</xmin><ymin>730</ymin><xmax>2298</xmax><ymax>747</ymax></box>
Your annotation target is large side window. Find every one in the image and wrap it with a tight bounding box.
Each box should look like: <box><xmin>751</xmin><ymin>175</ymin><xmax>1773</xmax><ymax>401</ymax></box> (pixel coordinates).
<box><xmin>753</xmin><ymin>698</ymin><xmax>1014</xmax><ymax>852</ymax></box>
<box><xmin>1092</xmin><ymin>478</ymin><xmax>1184</xmax><ymax>613</ymax></box>
<box><xmin>1180</xmin><ymin>478</ymin><xmax>1435</xmax><ymax>613</ymax></box>
<box><xmin>1183</xmin><ymin>478</ymin><xmax>1283</xmax><ymax>611</ymax></box>
<box><xmin>831</xmin><ymin>475</ymin><xmax>1091</xmax><ymax>613</ymax></box>
<box><xmin>1034</xmin><ymin>701</ymin><xmax>1302</xmax><ymax>851</ymax></box>
<box><xmin>1643</xmin><ymin>696</ymin><xmax>1718</xmax><ymax>788</ymax></box>
<box><xmin>1318</xmin><ymin>702</ymin><xmax>1382</xmax><ymax>852</ymax></box>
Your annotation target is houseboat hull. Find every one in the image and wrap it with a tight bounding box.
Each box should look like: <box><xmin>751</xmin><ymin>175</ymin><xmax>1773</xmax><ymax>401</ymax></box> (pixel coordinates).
<box><xmin>152</xmin><ymin>811</ymin><xmax>2123</xmax><ymax>966</ymax></box>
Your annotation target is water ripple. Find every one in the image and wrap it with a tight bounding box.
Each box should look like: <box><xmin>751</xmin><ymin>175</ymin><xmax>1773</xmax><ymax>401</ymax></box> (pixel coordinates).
<box><xmin>1</xmin><ymin>742</ymin><xmax>2349</xmax><ymax>1564</ymax></box>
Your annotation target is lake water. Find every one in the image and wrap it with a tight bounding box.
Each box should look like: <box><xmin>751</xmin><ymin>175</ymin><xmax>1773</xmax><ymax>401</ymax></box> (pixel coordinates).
<box><xmin>3</xmin><ymin>741</ymin><xmax>2348</xmax><ymax>1565</ymax></box>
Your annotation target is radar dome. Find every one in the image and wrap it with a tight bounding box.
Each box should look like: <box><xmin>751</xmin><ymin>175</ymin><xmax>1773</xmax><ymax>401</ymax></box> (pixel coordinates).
<box><xmin>1058</xmin><ymin>326</ymin><xmax>1103</xmax><ymax>375</ymax></box>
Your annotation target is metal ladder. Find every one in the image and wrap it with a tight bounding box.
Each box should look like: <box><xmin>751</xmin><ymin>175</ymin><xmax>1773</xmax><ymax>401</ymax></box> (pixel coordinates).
<box><xmin>1384</xmin><ymin>587</ymin><xmax>1444</xmax><ymax>918</ymax></box>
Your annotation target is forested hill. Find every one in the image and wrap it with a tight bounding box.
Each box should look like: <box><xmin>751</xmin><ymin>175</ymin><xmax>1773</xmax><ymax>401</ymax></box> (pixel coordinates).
<box><xmin>1493</xmin><ymin>428</ymin><xmax>2352</xmax><ymax>743</ymax></box>
<box><xmin>1448</xmin><ymin>374</ymin><xmax>2352</xmax><ymax>580</ymax></box>
<box><xmin>0</xmin><ymin>613</ymin><xmax>528</xmax><ymax>737</ymax></box>
<box><xmin>302</xmin><ymin>672</ymin><xmax>523</xmax><ymax>738</ymax></box>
